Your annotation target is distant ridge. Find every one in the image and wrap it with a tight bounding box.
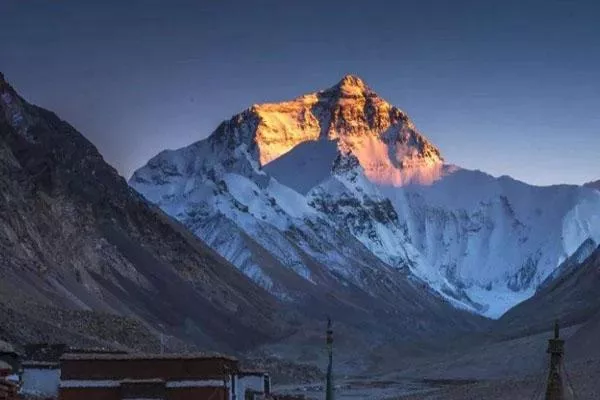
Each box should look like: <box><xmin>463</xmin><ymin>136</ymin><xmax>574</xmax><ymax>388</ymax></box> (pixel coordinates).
<box><xmin>584</xmin><ymin>179</ymin><xmax>600</xmax><ymax>190</ymax></box>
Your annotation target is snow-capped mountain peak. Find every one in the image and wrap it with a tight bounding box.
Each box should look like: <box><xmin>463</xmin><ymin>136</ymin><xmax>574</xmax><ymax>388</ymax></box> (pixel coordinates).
<box><xmin>131</xmin><ymin>76</ymin><xmax>600</xmax><ymax>319</ymax></box>
<box><xmin>326</xmin><ymin>73</ymin><xmax>370</xmax><ymax>95</ymax></box>
<box><xmin>212</xmin><ymin>75</ymin><xmax>445</xmax><ymax>187</ymax></box>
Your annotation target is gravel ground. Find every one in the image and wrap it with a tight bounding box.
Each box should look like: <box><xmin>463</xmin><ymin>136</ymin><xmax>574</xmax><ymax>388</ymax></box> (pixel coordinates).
<box><xmin>274</xmin><ymin>379</ymin><xmax>460</xmax><ymax>400</ymax></box>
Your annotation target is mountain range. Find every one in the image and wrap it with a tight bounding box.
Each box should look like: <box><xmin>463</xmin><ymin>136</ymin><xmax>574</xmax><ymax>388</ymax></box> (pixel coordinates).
<box><xmin>3</xmin><ymin>71</ymin><xmax>600</xmax><ymax>383</ymax></box>
<box><xmin>0</xmin><ymin>72</ymin><xmax>288</xmax><ymax>352</ymax></box>
<box><xmin>131</xmin><ymin>75</ymin><xmax>600</xmax><ymax>319</ymax></box>
<box><xmin>0</xmin><ymin>72</ymin><xmax>483</xmax><ymax>363</ymax></box>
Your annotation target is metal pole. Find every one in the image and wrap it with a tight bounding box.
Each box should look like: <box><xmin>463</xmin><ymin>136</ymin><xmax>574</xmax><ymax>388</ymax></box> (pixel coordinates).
<box><xmin>326</xmin><ymin>317</ymin><xmax>334</xmax><ymax>400</ymax></box>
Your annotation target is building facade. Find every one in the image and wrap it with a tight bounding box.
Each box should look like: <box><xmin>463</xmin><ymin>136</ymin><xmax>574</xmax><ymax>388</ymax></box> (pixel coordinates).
<box><xmin>59</xmin><ymin>353</ymin><xmax>270</xmax><ymax>400</ymax></box>
<box><xmin>21</xmin><ymin>361</ymin><xmax>61</xmax><ymax>398</ymax></box>
<box><xmin>236</xmin><ymin>370</ymin><xmax>271</xmax><ymax>400</ymax></box>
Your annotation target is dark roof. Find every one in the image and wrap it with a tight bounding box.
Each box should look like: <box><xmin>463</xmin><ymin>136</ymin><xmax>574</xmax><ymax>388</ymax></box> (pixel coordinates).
<box><xmin>24</xmin><ymin>343</ymin><xmax>68</xmax><ymax>362</ymax></box>
<box><xmin>60</xmin><ymin>352</ymin><xmax>238</xmax><ymax>362</ymax></box>
<box><xmin>68</xmin><ymin>348</ymin><xmax>127</xmax><ymax>355</ymax></box>
<box><xmin>22</xmin><ymin>361</ymin><xmax>60</xmax><ymax>369</ymax></box>
<box><xmin>239</xmin><ymin>369</ymin><xmax>268</xmax><ymax>376</ymax></box>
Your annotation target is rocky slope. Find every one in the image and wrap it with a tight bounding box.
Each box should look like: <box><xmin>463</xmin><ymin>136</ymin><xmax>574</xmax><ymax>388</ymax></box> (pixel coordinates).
<box><xmin>498</xmin><ymin>241</ymin><xmax>600</xmax><ymax>337</ymax></box>
<box><xmin>131</xmin><ymin>75</ymin><xmax>600</xmax><ymax>318</ymax></box>
<box><xmin>0</xmin><ymin>72</ymin><xmax>288</xmax><ymax>352</ymax></box>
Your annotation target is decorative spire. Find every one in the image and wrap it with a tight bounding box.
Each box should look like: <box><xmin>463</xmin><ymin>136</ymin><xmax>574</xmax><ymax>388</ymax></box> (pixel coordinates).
<box><xmin>325</xmin><ymin>317</ymin><xmax>334</xmax><ymax>400</ymax></box>
<box><xmin>545</xmin><ymin>320</ymin><xmax>565</xmax><ymax>400</ymax></box>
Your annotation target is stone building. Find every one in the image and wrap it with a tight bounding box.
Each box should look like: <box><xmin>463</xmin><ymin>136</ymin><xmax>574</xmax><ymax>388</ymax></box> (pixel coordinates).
<box><xmin>58</xmin><ymin>353</ymin><xmax>270</xmax><ymax>400</ymax></box>
<box><xmin>19</xmin><ymin>343</ymin><xmax>126</xmax><ymax>398</ymax></box>
<box><xmin>236</xmin><ymin>370</ymin><xmax>271</xmax><ymax>400</ymax></box>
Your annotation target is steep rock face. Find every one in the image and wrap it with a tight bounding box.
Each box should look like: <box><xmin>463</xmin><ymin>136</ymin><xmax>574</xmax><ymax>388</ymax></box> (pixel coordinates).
<box><xmin>0</xmin><ymin>72</ymin><xmax>286</xmax><ymax>351</ymax></box>
<box><xmin>131</xmin><ymin>75</ymin><xmax>600</xmax><ymax>318</ymax></box>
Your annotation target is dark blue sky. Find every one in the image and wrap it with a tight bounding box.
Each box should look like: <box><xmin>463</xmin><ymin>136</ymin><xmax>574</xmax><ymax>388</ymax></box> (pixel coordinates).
<box><xmin>1</xmin><ymin>0</ymin><xmax>599</xmax><ymax>185</ymax></box>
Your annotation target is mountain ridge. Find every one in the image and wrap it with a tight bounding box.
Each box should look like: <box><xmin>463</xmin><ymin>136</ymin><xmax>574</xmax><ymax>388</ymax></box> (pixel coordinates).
<box><xmin>585</xmin><ymin>179</ymin><xmax>600</xmax><ymax>190</ymax></box>
<box><xmin>1</xmin><ymin>72</ymin><xmax>487</xmax><ymax>375</ymax></box>
<box><xmin>0</xmin><ymin>71</ymin><xmax>290</xmax><ymax>352</ymax></box>
<box><xmin>131</xmin><ymin>75</ymin><xmax>600</xmax><ymax>318</ymax></box>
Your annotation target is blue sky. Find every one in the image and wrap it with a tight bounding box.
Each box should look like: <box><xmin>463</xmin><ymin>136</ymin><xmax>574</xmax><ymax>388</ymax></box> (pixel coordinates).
<box><xmin>1</xmin><ymin>0</ymin><xmax>599</xmax><ymax>185</ymax></box>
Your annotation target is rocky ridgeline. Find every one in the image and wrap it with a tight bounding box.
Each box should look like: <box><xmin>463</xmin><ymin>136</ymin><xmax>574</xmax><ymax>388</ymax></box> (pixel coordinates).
<box><xmin>0</xmin><ymin>72</ymin><xmax>289</xmax><ymax>351</ymax></box>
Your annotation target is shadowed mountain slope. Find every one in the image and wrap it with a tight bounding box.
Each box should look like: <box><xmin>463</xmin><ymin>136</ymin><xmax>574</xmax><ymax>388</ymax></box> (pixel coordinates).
<box><xmin>0</xmin><ymin>72</ymin><xmax>288</xmax><ymax>352</ymax></box>
<box><xmin>498</xmin><ymin>243</ymin><xmax>600</xmax><ymax>337</ymax></box>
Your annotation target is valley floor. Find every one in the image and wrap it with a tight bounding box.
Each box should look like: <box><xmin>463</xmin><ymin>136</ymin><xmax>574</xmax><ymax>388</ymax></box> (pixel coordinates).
<box><xmin>274</xmin><ymin>378</ymin><xmax>446</xmax><ymax>400</ymax></box>
<box><xmin>274</xmin><ymin>323</ymin><xmax>600</xmax><ymax>399</ymax></box>
<box><xmin>277</xmin><ymin>369</ymin><xmax>597</xmax><ymax>400</ymax></box>
<box><xmin>400</xmin><ymin>359</ymin><xmax>600</xmax><ymax>400</ymax></box>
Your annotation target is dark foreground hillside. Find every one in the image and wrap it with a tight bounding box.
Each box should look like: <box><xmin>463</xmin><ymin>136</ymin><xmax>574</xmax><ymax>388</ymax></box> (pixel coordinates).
<box><xmin>0</xmin><ymin>72</ymin><xmax>289</xmax><ymax>352</ymax></box>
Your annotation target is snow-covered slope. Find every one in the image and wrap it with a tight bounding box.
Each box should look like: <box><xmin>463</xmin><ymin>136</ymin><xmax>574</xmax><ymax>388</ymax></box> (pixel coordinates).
<box><xmin>384</xmin><ymin>172</ymin><xmax>600</xmax><ymax>317</ymax></box>
<box><xmin>130</xmin><ymin>75</ymin><xmax>600</xmax><ymax>318</ymax></box>
<box><xmin>585</xmin><ymin>180</ymin><xmax>600</xmax><ymax>191</ymax></box>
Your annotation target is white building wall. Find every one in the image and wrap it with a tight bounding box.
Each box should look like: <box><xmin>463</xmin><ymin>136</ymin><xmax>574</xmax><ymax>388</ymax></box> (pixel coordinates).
<box><xmin>230</xmin><ymin>375</ymin><xmax>237</xmax><ymax>400</ymax></box>
<box><xmin>21</xmin><ymin>368</ymin><xmax>60</xmax><ymax>397</ymax></box>
<box><xmin>236</xmin><ymin>375</ymin><xmax>265</xmax><ymax>399</ymax></box>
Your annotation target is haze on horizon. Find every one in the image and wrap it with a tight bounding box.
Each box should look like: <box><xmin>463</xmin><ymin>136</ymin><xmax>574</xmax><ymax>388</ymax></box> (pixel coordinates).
<box><xmin>1</xmin><ymin>0</ymin><xmax>599</xmax><ymax>186</ymax></box>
